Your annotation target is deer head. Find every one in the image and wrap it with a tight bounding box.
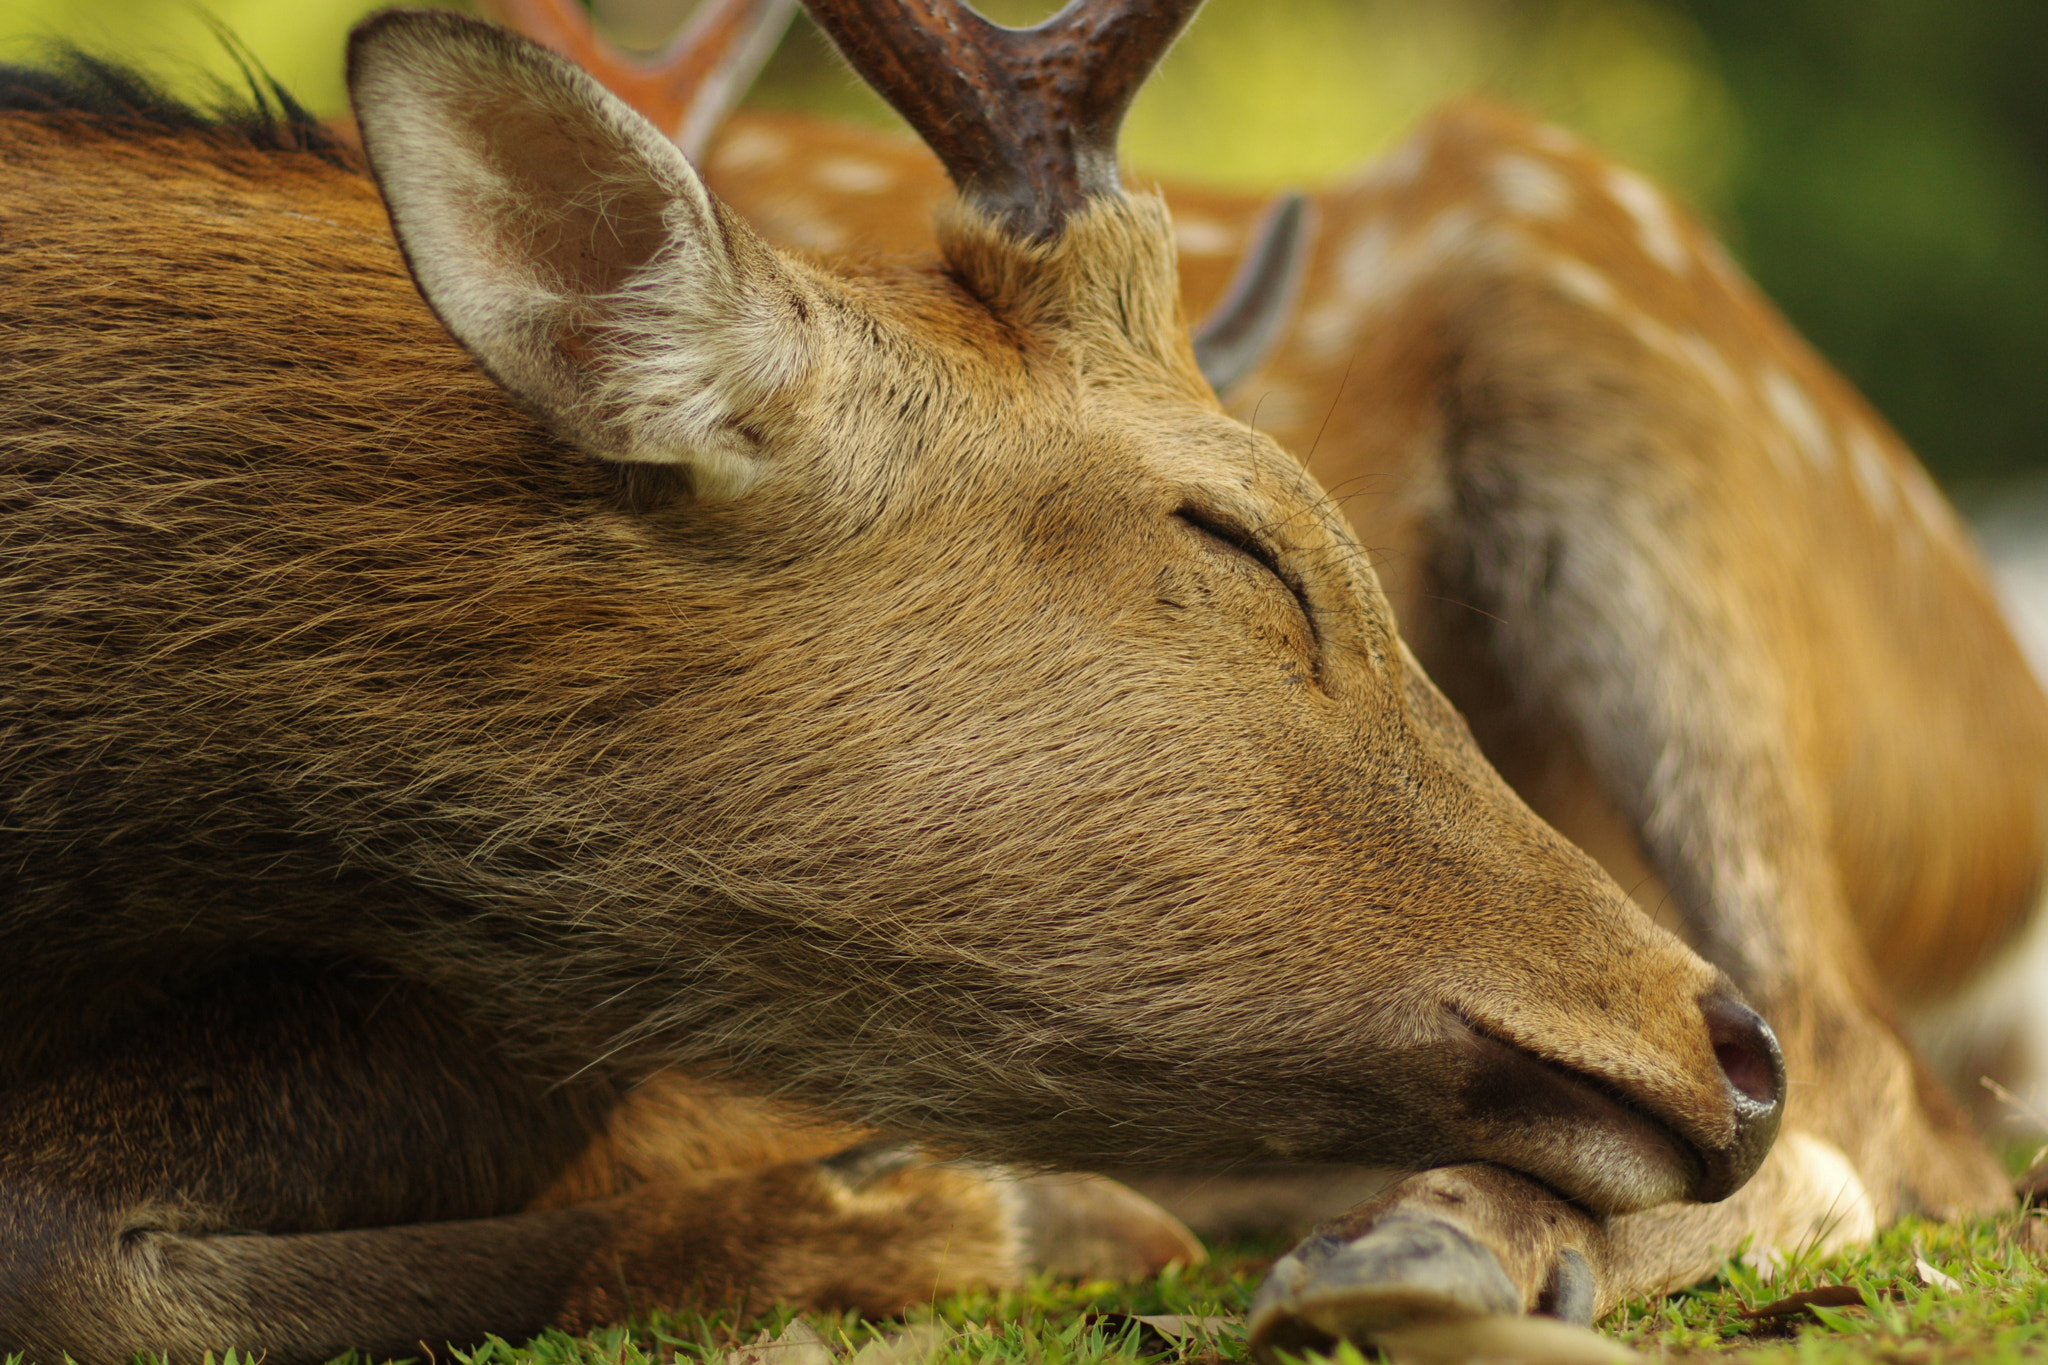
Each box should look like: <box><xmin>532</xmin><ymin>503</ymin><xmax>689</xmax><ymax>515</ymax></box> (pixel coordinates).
<box><xmin>343</xmin><ymin>0</ymin><xmax>1780</xmax><ymax>1215</ymax></box>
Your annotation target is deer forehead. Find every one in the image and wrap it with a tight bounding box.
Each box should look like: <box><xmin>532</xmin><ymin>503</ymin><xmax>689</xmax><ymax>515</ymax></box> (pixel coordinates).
<box><xmin>1119</xmin><ymin>412</ymin><xmax>1326</xmax><ymax>518</ymax></box>
<box><xmin>751</xmin><ymin>214</ymin><xmax>1321</xmax><ymax>536</ymax></box>
<box><xmin>808</xmin><ymin>270</ymin><xmax>1251</xmax><ymax>472</ymax></box>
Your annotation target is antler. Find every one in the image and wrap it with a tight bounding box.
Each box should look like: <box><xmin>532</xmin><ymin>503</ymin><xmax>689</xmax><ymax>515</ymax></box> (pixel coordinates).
<box><xmin>799</xmin><ymin>0</ymin><xmax>1205</xmax><ymax>239</ymax></box>
<box><xmin>479</xmin><ymin>0</ymin><xmax>797</xmax><ymax>161</ymax></box>
<box><xmin>1192</xmin><ymin>192</ymin><xmax>1313</xmax><ymax>397</ymax></box>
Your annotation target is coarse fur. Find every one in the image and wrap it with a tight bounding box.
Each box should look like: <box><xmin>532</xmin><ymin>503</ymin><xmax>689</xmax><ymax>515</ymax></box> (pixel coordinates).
<box><xmin>531</xmin><ymin>4</ymin><xmax>2048</xmax><ymax>1349</ymax></box>
<box><xmin>0</xmin><ymin>46</ymin><xmax>349</xmax><ymax>164</ymax></box>
<box><xmin>0</xmin><ymin>37</ymin><xmax>1727</xmax><ymax>1183</ymax></box>
<box><xmin>0</xmin><ymin>14</ymin><xmax>1789</xmax><ymax>1361</ymax></box>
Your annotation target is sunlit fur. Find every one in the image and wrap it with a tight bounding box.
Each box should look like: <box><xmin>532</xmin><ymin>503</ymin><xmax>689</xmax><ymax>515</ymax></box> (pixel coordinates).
<box><xmin>683</xmin><ymin>84</ymin><xmax>2045</xmax><ymax>1317</ymax></box>
<box><xmin>0</xmin><ymin>14</ymin><xmax>1876</xmax><ymax>1355</ymax></box>
<box><xmin>0</xmin><ymin>84</ymin><xmax>1731</xmax><ymax>1186</ymax></box>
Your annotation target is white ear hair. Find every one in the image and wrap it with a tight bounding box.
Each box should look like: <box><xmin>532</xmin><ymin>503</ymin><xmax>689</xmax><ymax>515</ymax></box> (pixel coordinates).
<box><xmin>348</xmin><ymin>9</ymin><xmax>816</xmax><ymax>499</ymax></box>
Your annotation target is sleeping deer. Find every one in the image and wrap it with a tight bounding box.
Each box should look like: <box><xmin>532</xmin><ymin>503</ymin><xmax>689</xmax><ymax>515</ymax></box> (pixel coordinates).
<box><xmin>493</xmin><ymin>0</ymin><xmax>2048</xmax><ymax>1348</ymax></box>
<box><xmin>0</xmin><ymin>3</ymin><xmax>2030</xmax><ymax>1365</ymax></box>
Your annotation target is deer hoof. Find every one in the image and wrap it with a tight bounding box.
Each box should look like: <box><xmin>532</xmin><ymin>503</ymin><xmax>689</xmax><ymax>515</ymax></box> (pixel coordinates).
<box><xmin>816</xmin><ymin>1140</ymin><xmax>924</xmax><ymax>1190</ymax></box>
<box><xmin>1007</xmin><ymin>1172</ymin><xmax>1207</xmax><ymax>1282</ymax></box>
<box><xmin>1246</xmin><ymin>1211</ymin><xmax>1520</xmax><ymax>1362</ymax></box>
<box><xmin>1541</xmin><ymin>1248</ymin><xmax>1597</xmax><ymax>1325</ymax></box>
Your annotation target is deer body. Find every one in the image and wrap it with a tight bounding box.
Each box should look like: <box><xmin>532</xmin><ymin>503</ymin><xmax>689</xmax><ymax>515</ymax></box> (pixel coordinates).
<box><xmin>0</xmin><ymin>8</ymin><xmax>1805</xmax><ymax>1359</ymax></box>
<box><xmin>0</xmin><ymin>91</ymin><xmax>1726</xmax><ymax>1181</ymax></box>
<box><xmin>1</xmin><ymin>0</ymin><xmax>2040</xmax><ymax>1354</ymax></box>
<box><xmin>526</xmin><ymin>10</ymin><xmax>2048</xmax><ymax>1339</ymax></box>
<box><xmin>699</xmin><ymin>89</ymin><xmax>2048</xmax><ymax>1146</ymax></box>
<box><xmin>698</xmin><ymin>99</ymin><xmax>2047</xmax><ymax>1003</ymax></box>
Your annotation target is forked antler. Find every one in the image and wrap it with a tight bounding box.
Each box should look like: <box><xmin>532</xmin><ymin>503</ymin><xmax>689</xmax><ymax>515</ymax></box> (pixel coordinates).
<box><xmin>482</xmin><ymin>0</ymin><xmax>1300</xmax><ymax>392</ymax></box>
<box><xmin>479</xmin><ymin>0</ymin><xmax>797</xmax><ymax>160</ymax></box>
<box><xmin>799</xmin><ymin>0</ymin><xmax>1204</xmax><ymax>239</ymax></box>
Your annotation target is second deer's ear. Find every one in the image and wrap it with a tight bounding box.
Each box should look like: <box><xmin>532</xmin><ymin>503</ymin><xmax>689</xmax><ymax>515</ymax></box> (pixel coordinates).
<box><xmin>348</xmin><ymin>9</ymin><xmax>813</xmax><ymax>498</ymax></box>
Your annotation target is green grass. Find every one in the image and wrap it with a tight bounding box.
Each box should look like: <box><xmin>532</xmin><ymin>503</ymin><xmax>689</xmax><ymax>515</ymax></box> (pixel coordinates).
<box><xmin>1607</xmin><ymin>1208</ymin><xmax>2048</xmax><ymax>1362</ymax></box>
<box><xmin>263</xmin><ymin>1205</ymin><xmax>2048</xmax><ymax>1365</ymax></box>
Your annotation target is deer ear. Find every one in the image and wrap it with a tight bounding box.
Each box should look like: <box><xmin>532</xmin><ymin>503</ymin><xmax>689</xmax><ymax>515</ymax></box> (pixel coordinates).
<box><xmin>348</xmin><ymin>9</ymin><xmax>813</xmax><ymax>499</ymax></box>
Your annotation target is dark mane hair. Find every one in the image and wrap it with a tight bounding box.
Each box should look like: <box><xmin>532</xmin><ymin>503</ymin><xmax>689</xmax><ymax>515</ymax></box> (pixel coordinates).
<box><xmin>0</xmin><ymin>45</ymin><xmax>352</xmax><ymax>167</ymax></box>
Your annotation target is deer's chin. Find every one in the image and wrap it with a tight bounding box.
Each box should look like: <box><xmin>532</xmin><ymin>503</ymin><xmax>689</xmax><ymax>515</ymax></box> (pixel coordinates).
<box><xmin>1449</xmin><ymin>1026</ymin><xmax>1708</xmax><ymax>1217</ymax></box>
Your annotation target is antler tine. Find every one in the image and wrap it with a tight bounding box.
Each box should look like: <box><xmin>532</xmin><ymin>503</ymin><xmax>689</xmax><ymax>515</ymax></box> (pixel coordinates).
<box><xmin>1193</xmin><ymin>193</ymin><xmax>1314</xmax><ymax>398</ymax></box>
<box><xmin>667</xmin><ymin>0</ymin><xmax>802</xmax><ymax>160</ymax></box>
<box><xmin>800</xmin><ymin>0</ymin><xmax>1206</xmax><ymax>239</ymax></box>
<box><xmin>481</xmin><ymin>0</ymin><xmax>798</xmax><ymax>161</ymax></box>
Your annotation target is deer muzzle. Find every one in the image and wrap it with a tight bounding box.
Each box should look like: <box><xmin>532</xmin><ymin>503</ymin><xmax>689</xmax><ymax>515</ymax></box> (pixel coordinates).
<box><xmin>1453</xmin><ymin>987</ymin><xmax>1785</xmax><ymax>1214</ymax></box>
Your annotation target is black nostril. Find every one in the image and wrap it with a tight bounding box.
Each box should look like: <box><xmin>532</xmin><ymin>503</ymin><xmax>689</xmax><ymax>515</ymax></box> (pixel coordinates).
<box><xmin>1704</xmin><ymin>996</ymin><xmax>1782</xmax><ymax>1109</ymax></box>
<box><xmin>1687</xmin><ymin>991</ymin><xmax>1786</xmax><ymax>1202</ymax></box>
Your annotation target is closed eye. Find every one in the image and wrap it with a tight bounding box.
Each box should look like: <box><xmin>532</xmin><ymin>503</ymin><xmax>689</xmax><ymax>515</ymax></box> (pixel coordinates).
<box><xmin>1174</xmin><ymin>505</ymin><xmax>1321</xmax><ymax>654</ymax></box>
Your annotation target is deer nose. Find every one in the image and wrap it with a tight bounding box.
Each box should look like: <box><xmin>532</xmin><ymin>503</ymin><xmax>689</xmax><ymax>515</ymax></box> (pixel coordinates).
<box><xmin>1691</xmin><ymin>992</ymin><xmax>1785</xmax><ymax>1202</ymax></box>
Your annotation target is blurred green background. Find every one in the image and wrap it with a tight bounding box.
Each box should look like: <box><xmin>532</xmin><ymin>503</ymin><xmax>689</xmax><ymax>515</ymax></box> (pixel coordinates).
<box><xmin>4</xmin><ymin>0</ymin><xmax>2044</xmax><ymax>491</ymax></box>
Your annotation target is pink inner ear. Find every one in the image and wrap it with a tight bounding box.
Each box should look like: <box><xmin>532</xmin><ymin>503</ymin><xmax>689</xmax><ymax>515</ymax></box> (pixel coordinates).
<box><xmin>464</xmin><ymin>91</ymin><xmax>676</xmax><ymax>298</ymax></box>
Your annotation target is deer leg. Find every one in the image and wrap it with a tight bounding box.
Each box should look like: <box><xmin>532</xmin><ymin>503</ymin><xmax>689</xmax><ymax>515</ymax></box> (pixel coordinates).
<box><xmin>531</xmin><ymin>1073</ymin><xmax>1205</xmax><ymax>1298</ymax></box>
<box><xmin>0</xmin><ymin>958</ymin><xmax>616</xmax><ymax>1364</ymax></box>
<box><xmin>1246</xmin><ymin>1164</ymin><xmax>1605</xmax><ymax>1362</ymax></box>
<box><xmin>1244</xmin><ymin>1116</ymin><xmax>1922</xmax><ymax>1361</ymax></box>
<box><xmin>0</xmin><ymin>960</ymin><xmax>1196</xmax><ymax>1365</ymax></box>
<box><xmin>1243</xmin><ymin>280</ymin><xmax>2024</xmax><ymax>1358</ymax></box>
<box><xmin>549</xmin><ymin>1147</ymin><xmax>1204</xmax><ymax>1332</ymax></box>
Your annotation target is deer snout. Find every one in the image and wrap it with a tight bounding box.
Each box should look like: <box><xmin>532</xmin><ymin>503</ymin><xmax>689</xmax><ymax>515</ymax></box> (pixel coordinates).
<box><xmin>1451</xmin><ymin>983</ymin><xmax>1786</xmax><ymax>1214</ymax></box>
<box><xmin>1691</xmin><ymin>992</ymin><xmax>1785</xmax><ymax>1202</ymax></box>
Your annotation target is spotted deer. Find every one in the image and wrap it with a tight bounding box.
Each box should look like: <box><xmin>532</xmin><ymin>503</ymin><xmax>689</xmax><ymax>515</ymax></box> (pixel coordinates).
<box><xmin>488</xmin><ymin>0</ymin><xmax>2048</xmax><ymax>1347</ymax></box>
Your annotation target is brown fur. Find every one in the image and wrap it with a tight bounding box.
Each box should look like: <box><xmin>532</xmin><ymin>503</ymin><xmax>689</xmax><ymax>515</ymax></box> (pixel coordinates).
<box><xmin>620</xmin><ymin>48</ymin><xmax>2044</xmax><ymax>1339</ymax></box>
<box><xmin>700</xmin><ymin>102</ymin><xmax>2048</xmax><ymax>1014</ymax></box>
<box><xmin>0</xmin><ymin>15</ymin><xmax>1793</xmax><ymax>1361</ymax></box>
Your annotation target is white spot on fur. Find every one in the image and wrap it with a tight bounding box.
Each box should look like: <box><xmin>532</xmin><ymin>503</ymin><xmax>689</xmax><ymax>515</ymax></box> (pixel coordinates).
<box><xmin>1618</xmin><ymin>307</ymin><xmax>1689</xmax><ymax>374</ymax></box>
<box><xmin>1531</xmin><ymin>122</ymin><xmax>1583</xmax><ymax>155</ymax></box>
<box><xmin>1173</xmin><ymin>216</ymin><xmax>1238</xmax><ymax>257</ymax></box>
<box><xmin>759</xmin><ymin>199</ymin><xmax>849</xmax><ymax>253</ymax></box>
<box><xmin>1352</xmin><ymin>131</ymin><xmax>1429</xmax><ymax>191</ymax></box>
<box><xmin>711</xmin><ymin>125</ymin><xmax>790</xmax><ymax>173</ymax></box>
<box><xmin>1300</xmin><ymin>209</ymin><xmax>1481</xmax><ymax>361</ymax></box>
<box><xmin>1900</xmin><ymin>460</ymin><xmax>1963</xmax><ymax>542</ymax></box>
<box><xmin>1491</xmin><ymin>152</ymin><xmax>1573</xmax><ymax>219</ymax></box>
<box><xmin>1332</xmin><ymin>219</ymin><xmax>1399</xmax><ymax>297</ymax></box>
<box><xmin>1676</xmin><ymin>330</ymin><xmax>1744</xmax><ymax>406</ymax></box>
<box><xmin>811</xmin><ymin>156</ymin><xmax>894</xmax><ymax>195</ymax></box>
<box><xmin>1548</xmin><ymin>255</ymin><xmax>1618</xmax><ymax>311</ymax></box>
<box><xmin>1406</xmin><ymin>209</ymin><xmax>1483</xmax><ymax>275</ymax></box>
<box><xmin>1846</xmin><ymin>427</ymin><xmax>1899</xmax><ymax>517</ymax></box>
<box><xmin>1761</xmin><ymin>367</ymin><xmax>1835</xmax><ymax>472</ymax></box>
<box><xmin>1300</xmin><ymin>220</ymin><xmax>1392</xmax><ymax>359</ymax></box>
<box><xmin>1604</xmin><ymin>166</ymin><xmax>1689</xmax><ymax>274</ymax></box>
<box><xmin>1698</xmin><ymin>235</ymin><xmax>1749</xmax><ymax>288</ymax></box>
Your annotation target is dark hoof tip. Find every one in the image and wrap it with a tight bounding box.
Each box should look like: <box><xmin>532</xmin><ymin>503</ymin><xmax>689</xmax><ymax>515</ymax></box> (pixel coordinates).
<box><xmin>817</xmin><ymin>1140</ymin><xmax>922</xmax><ymax>1190</ymax></box>
<box><xmin>1247</xmin><ymin>1212</ymin><xmax>1519</xmax><ymax>1362</ymax></box>
<box><xmin>1539</xmin><ymin>1248</ymin><xmax>1596</xmax><ymax>1326</ymax></box>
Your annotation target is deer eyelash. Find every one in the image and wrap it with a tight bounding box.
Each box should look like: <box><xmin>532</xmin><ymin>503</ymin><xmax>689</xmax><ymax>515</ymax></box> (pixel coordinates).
<box><xmin>1174</xmin><ymin>505</ymin><xmax>1323</xmax><ymax>660</ymax></box>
